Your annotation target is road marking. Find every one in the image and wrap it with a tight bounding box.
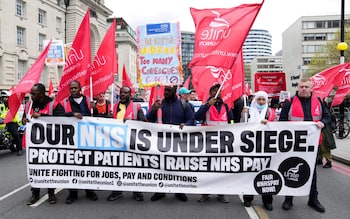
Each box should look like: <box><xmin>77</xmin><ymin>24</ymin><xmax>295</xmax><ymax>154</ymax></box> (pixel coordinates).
<box><xmin>239</xmin><ymin>195</ymin><xmax>269</xmax><ymax>219</ymax></box>
<box><xmin>0</xmin><ymin>183</ymin><xmax>30</xmax><ymax>201</ymax></box>
<box><xmin>333</xmin><ymin>162</ymin><xmax>350</xmax><ymax>177</ymax></box>
<box><xmin>30</xmin><ymin>188</ymin><xmax>64</xmax><ymax>207</ymax></box>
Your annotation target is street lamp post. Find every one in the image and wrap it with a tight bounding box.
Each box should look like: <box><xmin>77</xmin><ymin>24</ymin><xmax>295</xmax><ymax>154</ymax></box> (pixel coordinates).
<box><xmin>337</xmin><ymin>0</ymin><xmax>348</xmax><ymax>138</ymax></box>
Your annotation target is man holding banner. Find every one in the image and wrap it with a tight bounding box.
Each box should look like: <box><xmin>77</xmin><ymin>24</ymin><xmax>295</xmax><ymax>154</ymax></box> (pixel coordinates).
<box><xmin>107</xmin><ymin>86</ymin><xmax>146</xmax><ymax>202</ymax></box>
<box><xmin>63</xmin><ymin>80</ymin><xmax>98</xmax><ymax>204</ymax></box>
<box><xmin>279</xmin><ymin>78</ymin><xmax>330</xmax><ymax>213</ymax></box>
<box><xmin>23</xmin><ymin>83</ymin><xmax>65</xmax><ymax>205</ymax></box>
<box><xmin>147</xmin><ymin>85</ymin><xmax>194</xmax><ymax>202</ymax></box>
<box><xmin>194</xmin><ymin>84</ymin><xmax>233</xmax><ymax>203</ymax></box>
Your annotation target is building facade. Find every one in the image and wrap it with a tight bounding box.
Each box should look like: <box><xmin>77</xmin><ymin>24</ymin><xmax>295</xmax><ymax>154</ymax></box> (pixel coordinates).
<box><xmin>243</xmin><ymin>29</ymin><xmax>272</xmax><ymax>63</ymax></box>
<box><xmin>0</xmin><ymin>0</ymin><xmax>112</xmax><ymax>91</ymax></box>
<box><xmin>250</xmin><ymin>56</ymin><xmax>283</xmax><ymax>91</ymax></box>
<box><xmin>109</xmin><ymin>17</ymin><xmax>138</xmax><ymax>88</ymax></box>
<box><xmin>282</xmin><ymin>14</ymin><xmax>350</xmax><ymax>93</ymax></box>
<box><xmin>180</xmin><ymin>31</ymin><xmax>195</xmax><ymax>87</ymax></box>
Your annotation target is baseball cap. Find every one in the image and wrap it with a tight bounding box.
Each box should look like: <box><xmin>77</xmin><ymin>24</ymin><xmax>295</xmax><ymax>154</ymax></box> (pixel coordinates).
<box><xmin>178</xmin><ymin>87</ymin><xmax>191</xmax><ymax>95</ymax></box>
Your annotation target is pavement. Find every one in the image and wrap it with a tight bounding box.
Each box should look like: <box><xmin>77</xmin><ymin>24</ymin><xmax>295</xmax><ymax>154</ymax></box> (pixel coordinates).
<box><xmin>332</xmin><ymin>135</ymin><xmax>350</xmax><ymax>166</ymax></box>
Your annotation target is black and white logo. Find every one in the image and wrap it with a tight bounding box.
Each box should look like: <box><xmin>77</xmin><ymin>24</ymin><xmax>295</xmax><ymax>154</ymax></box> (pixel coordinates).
<box><xmin>278</xmin><ymin>157</ymin><xmax>310</xmax><ymax>188</ymax></box>
<box><xmin>254</xmin><ymin>170</ymin><xmax>282</xmax><ymax>195</ymax></box>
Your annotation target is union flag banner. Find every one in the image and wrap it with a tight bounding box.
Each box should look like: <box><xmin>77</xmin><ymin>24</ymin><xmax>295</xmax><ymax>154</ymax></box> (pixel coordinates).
<box><xmin>48</xmin><ymin>78</ymin><xmax>54</xmax><ymax>96</ymax></box>
<box><xmin>189</xmin><ymin>1</ymin><xmax>264</xmax><ymax>69</ymax></box>
<box><xmin>330</xmin><ymin>63</ymin><xmax>350</xmax><ymax>106</ymax></box>
<box><xmin>136</xmin><ymin>22</ymin><xmax>182</xmax><ymax>87</ymax></box>
<box><xmin>4</xmin><ymin>40</ymin><xmax>52</xmax><ymax>123</ymax></box>
<box><xmin>55</xmin><ymin>9</ymin><xmax>91</xmax><ymax>102</ymax></box>
<box><xmin>84</xmin><ymin>18</ymin><xmax>116</xmax><ymax>97</ymax></box>
<box><xmin>122</xmin><ymin>64</ymin><xmax>136</xmax><ymax>95</ymax></box>
<box><xmin>310</xmin><ymin>62</ymin><xmax>350</xmax><ymax>101</ymax></box>
<box><xmin>191</xmin><ymin>50</ymin><xmax>244</xmax><ymax>109</ymax></box>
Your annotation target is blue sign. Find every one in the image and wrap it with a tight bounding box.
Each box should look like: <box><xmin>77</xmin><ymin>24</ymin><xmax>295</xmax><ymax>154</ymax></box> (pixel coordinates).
<box><xmin>146</xmin><ymin>23</ymin><xmax>171</xmax><ymax>35</ymax></box>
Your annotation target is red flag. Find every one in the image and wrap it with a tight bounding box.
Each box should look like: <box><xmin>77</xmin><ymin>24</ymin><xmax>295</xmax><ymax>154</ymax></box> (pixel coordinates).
<box><xmin>55</xmin><ymin>9</ymin><xmax>91</xmax><ymax>102</ymax></box>
<box><xmin>244</xmin><ymin>83</ymin><xmax>251</xmax><ymax>96</ymax></box>
<box><xmin>122</xmin><ymin>65</ymin><xmax>135</xmax><ymax>95</ymax></box>
<box><xmin>310</xmin><ymin>62</ymin><xmax>350</xmax><ymax>100</ymax></box>
<box><xmin>191</xmin><ymin>49</ymin><xmax>244</xmax><ymax>109</ymax></box>
<box><xmin>4</xmin><ymin>40</ymin><xmax>52</xmax><ymax>123</ymax></box>
<box><xmin>148</xmin><ymin>85</ymin><xmax>165</xmax><ymax>110</ymax></box>
<box><xmin>330</xmin><ymin>63</ymin><xmax>350</xmax><ymax>106</ymax></box>
<box><xmin>113</xmin><ymin>52</ymin><xmax>119</xmax><ymax>74</ymax></box>
<box><xmin>189</xmin><ymin>1</ymin><xmax>264</xmax><ymax>69</ymax></box>
<box><xmin>48</xmin><ymin>78</ymin><xmax>54</xmax><ymax>96</ymax></box>
<box><xmin>183</xmin><ymin>76</ymin><xmax>190</xmax><ymax>89</ymax></box>
<box><xmin>84</xmin><ymin>18</ymin><xmax>116</xmax><ymax>97</ymax></box>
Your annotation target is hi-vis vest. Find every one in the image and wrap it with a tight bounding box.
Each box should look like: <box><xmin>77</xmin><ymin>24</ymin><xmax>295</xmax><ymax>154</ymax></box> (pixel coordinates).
<box><xmin>266</xmin><ymin>108</ymin><xmax>276</xmax><ymax>121</ymax></box>
<box><xmin>288</xmin><ymin>96</ymin><xmax>322</xmax><ymax>122</ymax></box>
<box><xmin>25</xmin><ymin>100</ymin><xmax>55</xmax><ymax>116</ymax></box>
<box><xmin>0</xmin><ymin>103</ymin><xmax>20</xmax><ymax>123</ymax></box>
<box><xmin>63</xmin><ymin>97</ymin><xmax>91</xmax><ymax>113</ymax></box>
<box><xmin>204</xmin><ymin>104</ymin><xmax>228</xmax><ymax>126</ymax></box>
<box><xmin>113</xmin><ymin>101</ymin><xmax>140</xmax><ymax>120</ymax></box>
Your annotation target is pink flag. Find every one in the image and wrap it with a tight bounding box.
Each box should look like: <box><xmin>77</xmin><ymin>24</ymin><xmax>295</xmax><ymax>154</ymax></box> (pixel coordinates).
<box><xmin>192</xmin><ymin>49</ymin><xmax>244</xmax><ymax>108</ymax></box>
<box><xmin>183</xmin><ymin>76</ymin><xmax>191</xmax><ymax>89</ymax></box>
<box><xmin>84</xmin><ymin>18</ymin><xmax>116</xmax><ymax>97</ymax></box>
<box><xmin>48</xmin><ymin>78</ymin><xmax>54</xmax><ymax>96</ymax></box>
<box><xmin>122</xmin><ymin>65</ymin><xmax>135</xmax><ymax>95</ymax></box>
<box><xmin>311</xmin><ymin>62</ymin><xmax>350</xmax><ymax>100</ymax></box>
<box><xmin>4</xmin><ymin>40</ymin><xmax>52</xmax><ymax>123</ymax></box>
<box><xmin>189</xmin><ymin>1</ymin><xmax>264</xmax><ymax>69</ymax></box>
<box><xmin>55</xmin><ymin>9</ymin><xmax>91</xmax><ymax>102</ymax></box>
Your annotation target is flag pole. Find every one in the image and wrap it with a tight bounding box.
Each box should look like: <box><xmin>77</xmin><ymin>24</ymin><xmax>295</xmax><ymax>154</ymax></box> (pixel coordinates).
<box><xmin>89</xmin><ymin>76</ymin><xmax>94</xmax><ymax>115</ymax></box>
<box><xmin>111</xmin><ymin>83</ymin><xmax>114</xmax><ymax>114</ymax></box>
<box><xmin>214</xmin><ymin>69</ymin><xmax>230</xmax><ymax>99</ymax></box>
<box><xmin>156</xmin><ymin>84</ymin><xmax>162</xmax><ymax>124</ymax></box>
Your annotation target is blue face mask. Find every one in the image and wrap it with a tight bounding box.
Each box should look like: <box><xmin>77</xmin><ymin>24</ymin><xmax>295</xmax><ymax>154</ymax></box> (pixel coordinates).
<box><xmin>256</xmin><ymin>103</ymin><xmax>266</xmax><ymax>110</ymax></box>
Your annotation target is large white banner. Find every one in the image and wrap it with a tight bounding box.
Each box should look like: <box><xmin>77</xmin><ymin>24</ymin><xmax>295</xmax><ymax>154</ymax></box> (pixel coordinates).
<box><xmin>26</xmin><ymin>117</ymin><xmax>320</xmax><ymax>196</ymax></box>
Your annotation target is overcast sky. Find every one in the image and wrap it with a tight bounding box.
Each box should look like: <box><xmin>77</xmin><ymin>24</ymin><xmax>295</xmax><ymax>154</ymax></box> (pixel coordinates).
<box><xmin>104</xmin><ymin>0</ymin><xmax>348</xmax><ymax>54</ymax></box>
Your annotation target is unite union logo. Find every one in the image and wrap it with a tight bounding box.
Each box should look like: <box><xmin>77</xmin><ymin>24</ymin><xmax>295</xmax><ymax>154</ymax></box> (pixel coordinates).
<box><xmin>283</xmin><ymin>163</ymin><xmax>303</xmax><ymax>182</ymax></box>
<box><xmin>278</xmin><ymin>157</ymin><xmax>310</xmax><ymax>188</ymax></box>
<box><xmin>206</xmin><ymin>66</ymin><xmax>232</xmax><ymax>83</ymax></box>
<box><xmin>199</xmin><ymin>10</ymin><xmax>231</xmax><ymax>46</ymax></box>
<box><xmin>311</xmin><ymin>74</ymin><xmax>326</xmax><ymax>88</ymax></box>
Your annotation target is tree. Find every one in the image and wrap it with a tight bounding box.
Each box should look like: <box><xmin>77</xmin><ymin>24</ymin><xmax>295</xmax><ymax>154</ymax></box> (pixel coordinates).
<box><xmin>308</xmin><ymin>25</ymin><xmax>350</xmax><ymax>77</ymax></box>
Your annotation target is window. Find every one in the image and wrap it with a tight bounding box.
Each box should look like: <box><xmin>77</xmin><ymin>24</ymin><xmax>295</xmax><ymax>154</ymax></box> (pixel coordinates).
<box><xmin>327</xmin><ymin>33</ymin><xmax>335</xmax><ymax>40</ymax></box>
<box><xmin>315</xmin><ymin>21</ymin><xmax>325</xmax><ymax>28</ymax></box>
<box><xmin>303</xmin><ymin>57</ymin><xmax>311</xmax><ymax>65</ymax></box>
<box><xmin>56</xmin><ymin>17</ymin><xmax>62</xmax><ymax>31</ymax></box>
<box><xmin>327</xmin><ymin>20</ymin><xmax>339</xmax><ymax>28</ymax></box>
<box><xmin>16</xmin><ymin>0</ymin><xmax>25</xmax><ymax>17</ymax></box>
<box><xmin>16</xmin><ymin>26</ymin><xmax>25</xmax><ymax>46</ymax></box>
<box><xmin>39</xmin><ymin>34</ymin><xmax>46</xmax><ymax>51</ymax></box>
<box><xmin>303</xmin><ymin>45</ymin><xmax>323</xmax><ymax>53</ymax></box>
<box><xmin>18</xmin><ymin>60</ymin><xmax>26</xmax><ymax>81</ymax></box>
<box><xmin>38</xmin><ymin>9</ymin><xmax>47</xmax><ymax>25</ymax></box>
<box><xmin>90</xmin><ymin>10</ymin><xmax>97</xmax><ymax>18</ymax></box>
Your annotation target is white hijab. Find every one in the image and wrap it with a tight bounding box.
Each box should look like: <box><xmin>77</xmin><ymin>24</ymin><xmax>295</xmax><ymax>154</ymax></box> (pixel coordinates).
<box><xmin>248</xmin><ymin>91</ymin><xmax>268</xmax><ymax>123</ymax></box>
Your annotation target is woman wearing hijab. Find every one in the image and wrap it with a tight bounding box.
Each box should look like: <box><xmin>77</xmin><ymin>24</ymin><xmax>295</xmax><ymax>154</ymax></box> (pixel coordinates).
<box><xmin>242</xmin><ymin>91</ymin><xmax>275</xmax><ymax>211</ymax></box>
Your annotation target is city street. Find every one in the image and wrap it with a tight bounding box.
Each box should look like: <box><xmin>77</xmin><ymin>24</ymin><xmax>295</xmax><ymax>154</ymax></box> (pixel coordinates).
<box><xmin>1</xmin><ymin>141</ymin><xmax>350</xmax><ymax>219</ymax></box>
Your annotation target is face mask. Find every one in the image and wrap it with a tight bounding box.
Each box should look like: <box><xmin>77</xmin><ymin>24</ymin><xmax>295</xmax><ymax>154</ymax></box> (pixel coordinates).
<box><xmin>256</xmin><ymin>103</ymin><xmax>266</xmax><ymax>110</ymax></box>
